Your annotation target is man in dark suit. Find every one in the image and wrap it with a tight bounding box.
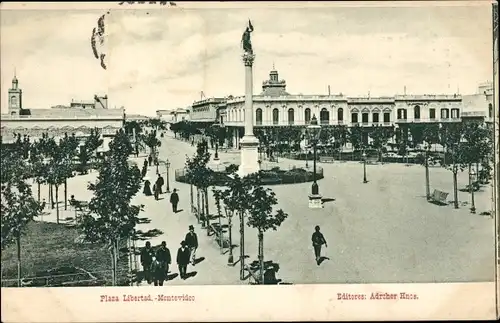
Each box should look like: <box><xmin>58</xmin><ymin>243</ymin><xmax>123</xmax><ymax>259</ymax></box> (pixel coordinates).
<box><xmin>184</xmin><ymin>225</ymin><xmax>199</xmax><ymax>265</ymax></box>
<box><xmin>176</xmin><ymin>241</ymin><xmax>191</xmax><ymax>279</ymax></box>
<box><xmin>155</xmin><ymin>241</ymin><xmax>171</xmax><ymax>281</ymax></box>
<box><xmin>140</xmin><ymin>241</ymin><xmax>154</xmax><ymax>284</ymax></box>
<box><xmin>312</xmin><ymin>225</ymin><xmax>328</xmax><ymax>265</ymax></box>
<box><xmin>170</xmin><ymin>188</ymin><xmax>179</xmax><ymax>213</ymax></box>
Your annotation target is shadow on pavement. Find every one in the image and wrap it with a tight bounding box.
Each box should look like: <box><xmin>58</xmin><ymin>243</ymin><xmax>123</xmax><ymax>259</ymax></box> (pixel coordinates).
<box><xmin>321</xmin><ymin>198</ymin><xmax>336</xmax><ymax>204</ymax></box>
<box><xmin>174</xmin><ymin>209</ymin><xmax>184</xmax><ymax>213</ymax></box>
<box><xmin>134</xmin><ymin>228</ymin><xmax>164</xmax><ymax>241</ymax></box>
<box><xmin>167</xmin><ymin>273</ymin><xmax>179</xmax><ymax>281</ymax></box>
<box><xmin>185</xmin><ymin>271</ymin><xmax>197</xmax><ymax>279</ymax></box>
<box><xmin>193</xmin><ymin>257</ymin><xmax>205</xmax><ymax>265</ymax></box>
<box><xmin>318</xmin><ymin>256</ymin><xmax>330</xmax><ymax>265</ymax></box>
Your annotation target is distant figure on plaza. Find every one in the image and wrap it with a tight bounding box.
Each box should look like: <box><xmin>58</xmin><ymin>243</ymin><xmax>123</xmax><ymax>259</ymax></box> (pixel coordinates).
<box><xmin>153</xmin><ymin>183</ymin><xmax>159</xmax><ymax>200</ymax></box>
<box><xmin>155</xmin><ymin>241</ymin><xmax>171</xmax><ymax>281</ymax></box>
<box><xmin>312</xmin><ymin>225</ymin><xmax>328</xmax><ymax>265</ymax></box>
<box><xmin>41</xmin><ymin>198</ymin><xmax>47</xmax><ymax>211</ymax></box>
<box><xmin>69</xmin><ymin>195</ymin><xmax>77</xmax><ymax>208</ymax></box>
<box><xmin>185</xmin><ymin>225</ymin><xmax>199</xmax><ymax>265</ymax></box>
<box><xmin>177</xmin><ymin>241</ymin><xmax>190</xmax><ymax>279</ymax></box>
<box><xmin>143</xmin><ymin>180</ymin><xmax>153</xmax><ymax>196</ymax></box>
<box><xmin>170</xmin><ymin>188</ymin><xmax>179</xmax><ymax>213</ymax></box>
<box><xmin>148</xmin><ymin>154</ymin><xmax>153</xmax><ymax>166</ymax></box>
<box><xmin>156</xmin><ymin>174</ymin><xmax>164</xmax><ymax>194</ymax></box>
<box><xmin>141</xmin><ymin>159</ymin><xmax>148</xmax><ymax>178</ymax></box>
<box><xmin>140</xmin><ymin>241</ymin><xmax>154</xmax><ymax>284</ymax></box>
<box><xmin>135</xmin><ymin>145</ymin><xmax>139</xmax><ymax>157</ymax></box>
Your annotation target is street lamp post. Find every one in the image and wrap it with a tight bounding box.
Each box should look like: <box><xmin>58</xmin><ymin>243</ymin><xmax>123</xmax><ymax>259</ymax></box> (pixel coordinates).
<box><xmin>165</xmin><ymin>159</ymin><xmax>171</xmax><ymax>193</ymax></box>
<box><xmin>305</xmin><ymin>130</ymin><xmax>309</xmax><ymax>168</ymax></box>
<box><xmin>213</xmin><ymin>124</ymin><xmax>220</xmax><ymax>161</ymax></box>
<box><xmin>362</xmin><ymin>151</ymin><xmax>368</xmax><ymax>183</ymax></box>
<box><xmin>469</xmin><ymin>169</ymin><xmax>476</xmax><ymax>214</ymax></box>
<box><xmin>155</xmin><ymin>151</ymin><xmax>160</xmax><ymax>175</ymax></box>
<box><xmin>307</xmin><ymin>115</ymin><xmax>323</xmax><ymax>208</ymax></box>
<box><xmin>425</xmin><ymin>148</ymin><xmax>430</xmax><ymax>200</ymax></box>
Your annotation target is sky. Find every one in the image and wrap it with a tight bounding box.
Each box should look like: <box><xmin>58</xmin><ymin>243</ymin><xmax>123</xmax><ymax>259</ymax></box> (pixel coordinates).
<box><xmin>0</xmin><ymin>3</ymin><xmax>494</xmax><ymax>116</ymax></box>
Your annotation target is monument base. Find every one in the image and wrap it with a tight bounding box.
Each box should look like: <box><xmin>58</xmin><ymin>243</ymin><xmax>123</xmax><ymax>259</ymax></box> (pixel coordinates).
<box><xmin>237</xmin><ymin>135</ymin><xmax>260</xmax><ymax>177</ymax></box>
<box><xmin>308</xmin><ymin>194</ymin><xmax>323</xmax><ymax>209</ymax></box>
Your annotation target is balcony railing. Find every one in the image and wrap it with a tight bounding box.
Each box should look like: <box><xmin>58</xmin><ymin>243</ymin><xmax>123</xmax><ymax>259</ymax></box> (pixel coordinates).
<box><xmin>320</xmin><ymin>120</ymin><xmax>329</xmax><ymax>125</ymax></box>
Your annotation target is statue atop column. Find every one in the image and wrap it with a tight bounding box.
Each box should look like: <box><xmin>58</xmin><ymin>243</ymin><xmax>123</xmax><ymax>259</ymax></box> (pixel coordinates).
<box><xmin>241</xmin><ymin>20</ymin><xmax>254</xmax><ymax>55</ymax></box>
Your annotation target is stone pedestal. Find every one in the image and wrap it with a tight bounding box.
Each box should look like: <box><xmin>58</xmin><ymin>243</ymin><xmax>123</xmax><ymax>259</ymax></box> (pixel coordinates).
<box><xmin>238</xmin><ymin>52</ymin><xmax>260</xmax><ymax>178</ymax></box>
<box><xmin>308</xmin><ymin>194</ymin><xmax>323</xmax><ymax>209</ymax></box>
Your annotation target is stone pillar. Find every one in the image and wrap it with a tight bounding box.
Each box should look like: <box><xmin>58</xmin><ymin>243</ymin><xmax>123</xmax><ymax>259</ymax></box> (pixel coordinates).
<box><xmin>238</xmin><ymin>53</ymin><xmax>260</xmax><ymax>177</ymax></box>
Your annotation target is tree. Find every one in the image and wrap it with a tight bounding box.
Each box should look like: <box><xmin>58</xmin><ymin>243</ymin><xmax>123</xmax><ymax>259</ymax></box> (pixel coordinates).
<box><xmin>245</xmin><ymin>174</ymin><xmax>288</xmax><ymax>284</ymax></box>
<box><xmin>77</xmin><ymin>129</ymin><xmax>143</xmax><ymax>286</ymax></box>
<box><xmin>78</xmin><ymin>128</ymin><xmax>104</xmax><ymax>175</ymax></box>
<box><xmin>440</xmin><ymin>123</ymin><xmax>463</xmax><ymax>209</ymax></box>
<box><xmin>369</xmin><ymin>125</ymin><xmax>394</xmax><ymax>163</ymax></box>
<box><xmin>459</xmin><ymin>122</ymin><xmax>492</xmax><ymax>190</ymax></box>
<box><xmin>141</xmin><ymin>130</ymin><xmax>161</xmax><ymax>157</ymax></box>
<box><xmin>332</xmin><ymin>125</ymin><xmax>349</xmax><ymax>161</ymax></box>
<box><xmin>421</xmin><ymin>123</ymin><xmax>440</xmax><ymax>199</ymax></box>
<box><xmin>349</xmin><ymin>125</ymin><xmax>365</xmax><ymax>151</ymax></box>
<box><xmin>1</xmin><ymin>148</ymin><xmax>41</xmax><ymax>287</ymax></box>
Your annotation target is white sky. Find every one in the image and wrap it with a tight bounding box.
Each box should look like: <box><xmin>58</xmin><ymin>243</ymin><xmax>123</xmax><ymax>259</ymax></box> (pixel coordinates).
<box><xmin>0</xmin><ymin>4</ymin><xmax>494</xmax><ymax>116</ymax></box>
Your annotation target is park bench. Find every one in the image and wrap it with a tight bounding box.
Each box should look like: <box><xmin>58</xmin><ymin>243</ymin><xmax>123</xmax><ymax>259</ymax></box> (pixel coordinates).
<box><xmin>208</xmin><ymin>223</ymin><xmax>230</xmax><ymax>248</ymax></box>
<box><xmin>429</xmin><ymin>189</ymin><xmax>449</xmax><ymax>205</ymax></box>
<box><xmin>244</xmin><ymin>264</ymin><xmax>262</xmax><ymax>285</ymax></box>
<box><xmin>319</xmin><ymin>156</ymin><xmax>335</xmax><ymax>163</ymax></box>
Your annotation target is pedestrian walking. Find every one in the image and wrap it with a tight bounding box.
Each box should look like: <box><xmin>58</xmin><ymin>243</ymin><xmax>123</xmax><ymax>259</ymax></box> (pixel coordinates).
<box><xmin>153</xmin><ymin>183</ymin><xmax>159</xmax><ymax>200</ymax></box>
<box><xmin>185</xmin><ymin>225</ymin><xmax>199</xmax><ymax>265</ymax></box>
<box><xmin>148</xmin><ymin>154</ymin><xmax>153</xmax><ymax>166</ymax></box>
<box><xmin>177</xmin><ymin>241</ymin><xmax>191</xmax><ymax>279</ymax></box>
<box><xmin>312</xmin><ymin>225</ymin><xmax>328</xmax><ymax>265</ymax></box>
<box><xmin>152</xmin><ymin>257</ymin><xmax>166</xmax><ymax>286</ymax></box>
<box><xmin>140</xmin><ymin>241</ymin><xmax>154</xmax><ymax>284</ymax></box>
<box><xmin>143</xmin><ymin>180</ymin><xmax>152</xmax><ymax>196</ymax></box>
<box><xmin>170</xmin><ymin>188</ymin><xmax>179</xmax><ymax>213</ymax></box>
<box><xmin>156</xmin><ymin>175</ymin><xmax>164</xmax><ymax>194</ymax></box>
<box><xmin>155</xmin><ymin>241</ymin><xmax>171</xmax><ymax>281</ymax></box>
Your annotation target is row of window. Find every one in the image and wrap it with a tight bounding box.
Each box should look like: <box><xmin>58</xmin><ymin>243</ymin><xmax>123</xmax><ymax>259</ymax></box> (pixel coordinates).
<box><xmin>396</xmin><ymin>107</ymin><xmax>460</xmax><ymax>120</ymax></box>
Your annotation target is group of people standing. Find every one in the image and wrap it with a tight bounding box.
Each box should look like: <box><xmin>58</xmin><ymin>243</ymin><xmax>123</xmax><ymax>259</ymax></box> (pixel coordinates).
<box><xmin>140</xmin><ymin>225</ymin><xmax>199</xmax><ymax>286</ymax></box>
<box><xmin>141</xmin><ymin>157</ymin><xmax>180</xmax><ymax>212</ymax></box>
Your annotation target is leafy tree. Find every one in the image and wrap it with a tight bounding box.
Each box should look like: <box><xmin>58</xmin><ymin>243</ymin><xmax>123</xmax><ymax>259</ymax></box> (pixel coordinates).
<box><xmin>332</xmin><ymin>125</ymin><xmax>349</xmax><ymax>160</ymax></box>
<box><xmin>459</xmin><ymin>122</ymin><xmax>492</xmax><ymax>189</ymax></box>
<box><xmin>420</xmin><ymin>123</ymin><xmax>441</xmax><ymax>199</ymax></box>
<box><xmin>369</xmin><ymin>125</ymin><xmax>394</xmax><ymax>163</ymax></box>
<box><xmin>77</xmin><ymin>129</ymin><xmax>143</xmax><ymax>286</ymax></box>
<box><xmin>78</xmin><ymin>128</ymin><xmax>104</xmax><ymax>175</ymax></box>
<box><xmin>1</xmin><ymin>148</ymin><xmax>41</xmax><ymax>287</ymax></box>
<box><xmin>141</xmin><ymin>130</ymin><xmax>161</xmax><ymax>158</ymax></box>
<box><xmin>349</xmin><ymin>125</ymin><xmax>365</xmax><ymax>151</ymax></box>
<box><xmin>245</xmin><ymin>175</ymin><xmax>288</xmax><ymax>284</ymax></box>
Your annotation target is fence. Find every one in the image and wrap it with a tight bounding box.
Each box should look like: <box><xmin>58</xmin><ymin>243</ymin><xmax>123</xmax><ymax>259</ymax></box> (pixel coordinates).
<box><xmin>0</xmin><ymin>268</ymin><xmax>130</xmax><ymax>287</ymax></box>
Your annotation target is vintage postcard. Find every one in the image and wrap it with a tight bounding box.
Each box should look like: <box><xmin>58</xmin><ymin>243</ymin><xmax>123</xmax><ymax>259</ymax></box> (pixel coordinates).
<box><xmin>1</xmin><ymin>1</ymin><xmax>498</xmax><ymax>322</ymax></box>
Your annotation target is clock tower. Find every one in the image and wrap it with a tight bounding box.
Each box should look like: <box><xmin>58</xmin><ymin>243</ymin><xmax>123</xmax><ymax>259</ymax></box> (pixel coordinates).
<box><xmin>8</xmin><ymin>72</ymin><xmax>22</xmax><ymax>115</ymax></box>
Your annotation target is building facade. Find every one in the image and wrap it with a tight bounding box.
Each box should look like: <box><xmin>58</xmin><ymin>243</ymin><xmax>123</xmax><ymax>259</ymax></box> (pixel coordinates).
<box><xmin>1</xmin><ymin>74</ymin><xmax>124</xmax><ymax>153</ymax></box>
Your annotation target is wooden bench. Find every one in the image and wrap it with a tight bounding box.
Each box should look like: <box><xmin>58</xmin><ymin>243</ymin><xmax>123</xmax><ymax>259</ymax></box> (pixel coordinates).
<box><xmin>208</xmin><ymin>223</ymin><xmax>230</xmax><ymax>248</ymax></box>
<box><xmin>319</xmin><ymin>156</ymin><xmax>335</xmax><ymax>163</ymax></box>
<box><xmin>244</xmin><ymin>264</ymin><xmax>262</xmax><ymax>285</ymax></box>
<box><xmin>429</xmin><ymin>189</ymin><xmax>449</xmax><ymax>205</ymax></box>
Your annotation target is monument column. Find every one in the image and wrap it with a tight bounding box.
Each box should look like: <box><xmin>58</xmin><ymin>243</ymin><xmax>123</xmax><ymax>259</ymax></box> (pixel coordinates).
<box><xmin>238</xmin><ymin>53</ymin><xmax>260</xmax><ymax>177</ymax></box>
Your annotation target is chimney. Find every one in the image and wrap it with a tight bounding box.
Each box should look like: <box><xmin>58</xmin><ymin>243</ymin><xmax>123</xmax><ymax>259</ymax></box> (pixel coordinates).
<box><xmin>404</xmin><ymin>86</ymin><xmax>407</xmax><ymax>95</ymax></box>
<box><xmin>328</xmin><ymin>85</ymin><xmax>331</xmax><ymax>96</ymax></box>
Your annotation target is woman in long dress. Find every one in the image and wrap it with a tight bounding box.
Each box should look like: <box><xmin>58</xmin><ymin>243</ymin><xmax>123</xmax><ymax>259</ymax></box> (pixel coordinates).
<box><xmin>143</xmin><ymin>180</ymin><xmax>152</xmax><ymax>196</ymax></box>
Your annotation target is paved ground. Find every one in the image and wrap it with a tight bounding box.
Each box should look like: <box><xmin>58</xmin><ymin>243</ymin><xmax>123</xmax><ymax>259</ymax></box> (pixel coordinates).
<box><xmin>34</xmin><ymin>132</ymin><xmax>496</xmax><ymax>285</ymax></box>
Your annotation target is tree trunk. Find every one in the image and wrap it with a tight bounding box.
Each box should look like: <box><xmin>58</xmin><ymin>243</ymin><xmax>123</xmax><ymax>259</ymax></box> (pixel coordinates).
<box><xmin>204</xmin><ymin>188</ymin><xmax>210</xmax><ymax>232</ymax></box>
<box><xmin>196</xmin><ymin>187</ymin><xmax>201</xmax><ymax>224</ymax></box>
<box><xmin>110</xmin><ymin>244</ymin><xmax>116</xmax><ymax>286</ymax></box>
<box><xmin>55</xmin><ymin>185</ymin><xmax>60</xmax><ymax>224</ymax></box>
<box><xmin>258</xmin><ymin>229</ymin><xmax>264</xmax><ymax>285</ymax></box>
<box><xmin>453</xmin><ymin>170</ymin><xmax>459</xmax><ymax>209</ymax></box>
<box><xmin>239</xmin><ymin>210</ymin><xmax>245</xmax><ymax>280</ymax></box>
<box><xmin>64</xmin><ymin>179</ymin><xmax>68</xmax><ymax>211</ymax></box>
<box><xmin>218</xmin><ymin>209</ymin><xmax>223</xmax><ymax>254</ymax></box>
<box><xmin>228</xmin><ymin>213</ymin><xmax>233</xmax><ymax>262</ymax></box>
<box><xmin>16</xmin><ymin>234</ymin><xmax>21</xmax><ymax>287</ymax></box>
<box><xmin>50</xmin><ymin>184</ymin><xmax>54</xmax><ymax>209</ymax></box>
<box><xmin>425</xmin><ymin>154</ymin><xmax>430</xmax><ymax>200</ymax></box>
<box><xmin>37</xmin><ymin>182</ymin><xmax>41</xmax><ymax>203</ymax></box>
<box><xmin>190</xmin><ymin>184</ymin><xmax>194</xmax><ymax>213</ymax></box>
<box><xmin>468</xmin><ymin>164</ymin><xmax>472</xmax><ymax>191</ymax></box>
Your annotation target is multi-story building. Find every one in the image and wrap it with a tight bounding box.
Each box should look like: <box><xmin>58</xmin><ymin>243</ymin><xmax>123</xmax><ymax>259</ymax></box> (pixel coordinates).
<box><xmin>185</xmin><ymin>67</ymin><xmax>493</xmax><ymax>148</ymax></box>
<box><xmin>1</xmin><ymin>74</ymin><xmax>124</xmax><ymax>153</ymax></box>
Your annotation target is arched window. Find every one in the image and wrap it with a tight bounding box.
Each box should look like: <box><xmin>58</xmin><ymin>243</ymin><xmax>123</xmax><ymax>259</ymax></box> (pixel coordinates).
<box><xmin>304</xmin><ymin>108</ymin><xmax>311</xmax><ymax>124</ymax></box>
<box><xmin>414</xmin><ymin>105</ymin><xmax>420</xmax><ymax>120</ymax></box>
<box><xmin>10</xmin><ymin>96</ymin><xmax>17</xmax><ymax>106</ymax></box>
<box><xmin>288</xmin><ymin>108</ymin><xmax>295</xmax><ymax>125</ymax></box>
<box><xmin>337</xmin><ymin>108</ymin><xmax>344</xmax><ymax>122</ymax></box>
<box><xmin>320</xmin><ymin>108</ymin><xmax>329</xmax><ymax>125</ymax></box>
<box><xmin>272</xmin><ymin>108</ymin><xmax>279</xmax><ymax>125</ymax></box>
<box><xmin>488</xmin><ymin>103</ymin><xmax>493</xmax><ymax>118</ymax></box>
<box><xmin>441</xmin><ymin>108</ymin><xmax>449</xmax><ymax>119</ymax></box>
<box><xmin>10</xmin><ymin>111</ymin><xmax>17</xmax><ymax>116</ymax></box>
<box><xmin>256</xmin><ymin>108</ymin><xmax>263</xmax><ymax>125</ymax></box>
